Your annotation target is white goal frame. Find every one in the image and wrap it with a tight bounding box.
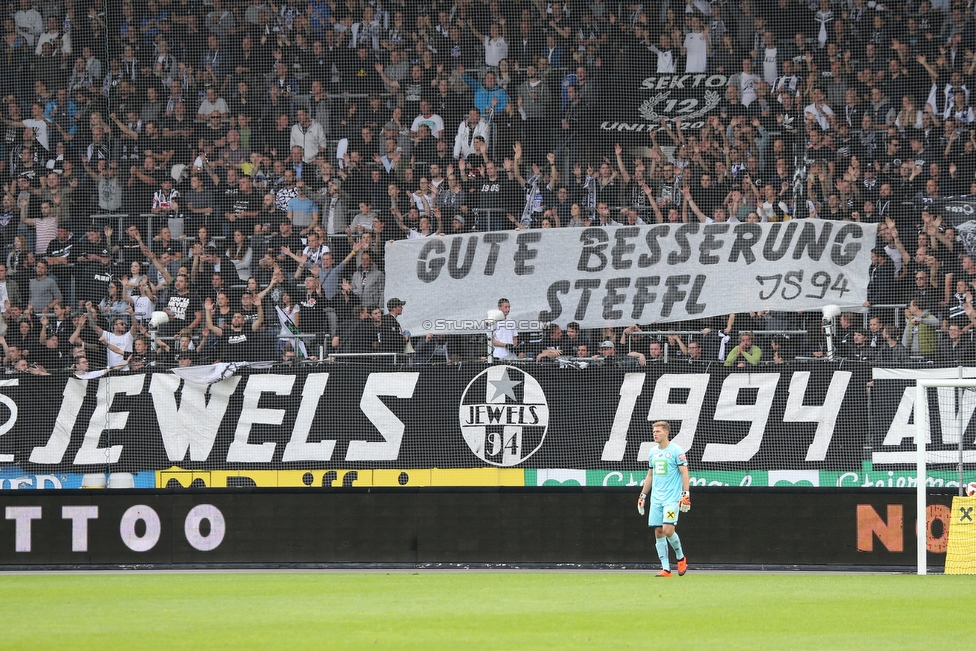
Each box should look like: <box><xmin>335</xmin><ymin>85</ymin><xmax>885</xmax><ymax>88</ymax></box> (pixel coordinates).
<box><xmin>914</xmin><ymin>379</ymin><xmax>976</xmax><ymax>575</ymax></box>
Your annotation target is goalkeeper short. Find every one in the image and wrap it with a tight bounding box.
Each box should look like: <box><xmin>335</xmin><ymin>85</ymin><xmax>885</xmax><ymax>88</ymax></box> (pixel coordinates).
<box><xmin>648</xmin><ymin>499</ymin><xmax>680</xmax><ymax>527</ymax></box>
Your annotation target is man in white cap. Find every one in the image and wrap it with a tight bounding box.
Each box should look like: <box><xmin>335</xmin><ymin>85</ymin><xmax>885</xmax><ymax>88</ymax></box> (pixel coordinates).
<box><xmin>595</xmin><ymin>339</ymin><xmax>646</xmax><ymax>366</ymax></box>
<box><xmin>447</xmin><ymin>213</ymin><xmax>467</xmax><ymax>235</ymax></box>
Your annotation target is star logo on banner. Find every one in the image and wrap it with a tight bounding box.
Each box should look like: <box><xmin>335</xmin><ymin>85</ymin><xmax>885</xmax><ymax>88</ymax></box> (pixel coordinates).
<box><xmin>488</xmin><ymin>368</ymin><xmax>522</xmax><ymax>402</ymax></box>
<box><xmin>459</xmin><ymin>365</ymin><xmax>550</xmax><ymax>467</ymax></box>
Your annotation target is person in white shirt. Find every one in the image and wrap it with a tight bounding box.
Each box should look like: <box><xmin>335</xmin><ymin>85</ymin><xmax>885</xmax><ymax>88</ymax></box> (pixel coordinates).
<box><xmin>14</xmin><ymin>0</ymin><xmax>42</xmax><ymax>47</ymax></box>
<box><xmin>404</xmin><ymin>215</ymin><xmax>437</xmax><ymax>239</ymax></box>
<box><xmin>123</xmin><ymin>278</ymin><xmax>156</xmax><ymax>324</ymax></box>
<box><xmin>739</xmin><ymin>58</ymin><xmax>760</xmax><ymax>107</ymax></box>
<box><xmin>761</xmin><ymin>32</ymin><xmax>780</xmax><ymax>85</ymax></box>
<box><xmin>804</xmin><ymin>88</ymin><xmax>835</xmax><ymax>131</ymax></box>
<box><xmin>410</xmin><ymin>101</ymin><xmax>445</xmax><ymax>140</ymax></box>
<box><xmin>347</xmin><ymin>201</ymin><xmax>377</xmax><ymax>233</ymax></box>
<box><xmin>454</xmin><ymin>109</ymin><xmax>491</xmax><ymax>159</ymax></box>
<box><xmin>35</xmin><ymin>15</ymin><xmax>69</xmax><ymax>56</ymax></box>
<box><xmin>467</xmin><ymin>19</ymin><xmax>509</xmax><ymax>68</ymax></box>
<box><xmin>1</xmin><ymin>102</ymin><xmax>50</xmax><ymax>151</ymax></box>
<box><xmin>491</xmin><ymin>298</ymin><xmax>519</xmax><ymax>359</ymax></box>
<box><xmin>682</xmin><ymin>17</ymin><xmax>710</xmax><ymax>74</ymax></box>
<box><xmin>648</xmin><ymin>33</ymin><xmax>677</xmax><ymax>74</ymax></box>
<box><xmin>90</xmin><ymin>306</ymin><xmax>138</xmax><ymax>369</ymax></box>
<box><xmin>196</xmin><ymin>86</ymin><xmax>229</xmax><ymax>118</ymax></box>
<box><xmin>772</xmin><ymin>60</ymin><xmax>799</xmax><ymax>101</ymax></box>
<box><xmin>290</xmin><ymin>108</ymin><xmax>329</xmax><ymax>163</ymax></box>
<box><xmin>0</xmin><ymin>263</ymin><xmax>19</xmax><ymax>315</ymax></box>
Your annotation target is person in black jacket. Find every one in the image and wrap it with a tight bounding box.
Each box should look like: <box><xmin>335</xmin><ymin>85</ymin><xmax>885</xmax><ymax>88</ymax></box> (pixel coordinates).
<box><xmin>864</xmin><ymin>246</ymin><xmax>897</xmax><ymax>318</ymax></box>
<box><xmin>938</xmin><ymin>323</ymin><xmax>974</xmax><ymax>365</ymax></box>
<box><xmin>378</xmin><ymin>297</ymin><xmax>408</xmax><ymax>353</ymax></box>
<box><xmin>848</xmin><ymin>330</ymin><xmax>875</xmax><ymax>363</ymax></box>
<box><xmin>875</xmin><ymin>324</ymin><xmax>910</xmax><ymax>366</ymax></box>
<box><xmin>460</xmin><ymin>158</ymin><xmax>518</xmax><ymax>231</ymax></box>
<box><xmin>333</xmin><ymin>304</ymin><xmax>374</xmax><ymax>356</ymax></box>
<box><xmin>42</xmin><ymin>225</ymin><xmax>77</xmax><ymax>301</ymax></box>
<box><xmin>298</xmin><ymin>274</ymin><xmax>330</xmax><ymax>356</ymax></box>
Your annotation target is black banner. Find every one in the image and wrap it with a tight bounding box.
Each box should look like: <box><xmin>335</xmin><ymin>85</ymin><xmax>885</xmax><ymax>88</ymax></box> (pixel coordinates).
<box><xmin>598</xmin><ymin>73</ymin><xmax>729</xmax><ymax>134</ymax></box>
<box><xmin>0</xmin><ymin>364</ymin><xmax>870</xmax><ymax>474</ymax></box>
<box><xmin>0</xmin><ymin>488</ymin><xmax>951</xmax><ymax>567</ymax></box>
<box><xmin>914</xmin><ymin>194</ymin><xmax>976</xmax><ymax>258</ymax></box>
<box><xmin>915</xmin><ymin>194</ymin><xmax>976</xmax><ymax>222</ymax></box>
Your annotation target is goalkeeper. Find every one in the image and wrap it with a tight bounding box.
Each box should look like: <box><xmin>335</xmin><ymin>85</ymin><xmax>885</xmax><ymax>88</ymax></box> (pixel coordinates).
<box><xmin>637</xmin><ymin>420</ymin><xmax>691</xmax><ymax>577</ymax></box>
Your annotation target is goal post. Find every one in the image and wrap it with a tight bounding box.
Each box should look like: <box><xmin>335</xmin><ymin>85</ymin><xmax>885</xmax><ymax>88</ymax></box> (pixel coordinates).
<box><xmin>914</xmin><ymin>378</ymin><xmax>976</xmax><ymax>576</ymax></box>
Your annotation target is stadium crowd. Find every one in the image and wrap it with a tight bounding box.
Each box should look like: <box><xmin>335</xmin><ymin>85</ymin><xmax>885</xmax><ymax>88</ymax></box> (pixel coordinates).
<box><xmin>0</xmin><ymin>0</ymin><xmax>975</xmax><ymax>373</ymax></box>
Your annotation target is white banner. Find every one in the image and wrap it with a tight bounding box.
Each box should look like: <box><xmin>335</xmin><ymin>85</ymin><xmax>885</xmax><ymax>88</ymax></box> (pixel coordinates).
<box><xmin>385</xmin><ymin>222</ymin><xmax>877</xmax><ymax>333</ymax></box>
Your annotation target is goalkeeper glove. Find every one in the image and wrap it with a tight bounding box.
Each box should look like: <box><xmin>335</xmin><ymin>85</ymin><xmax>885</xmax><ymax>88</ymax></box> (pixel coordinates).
<box><xmin>679</xmin><ymin>491</ymin><xmax>691</xmax><ymax>512</ymax></box>
<box><xmin>637</xmin><ymin>493</ymin><xmax>646</xmax><ymax>516</ymax></box>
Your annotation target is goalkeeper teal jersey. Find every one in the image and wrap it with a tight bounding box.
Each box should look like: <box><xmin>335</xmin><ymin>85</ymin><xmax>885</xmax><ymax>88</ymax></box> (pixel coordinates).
<box><xmin>649</xmin><ymin>442</ymin><xmax>687</xmax><ymax>503</ymax></box>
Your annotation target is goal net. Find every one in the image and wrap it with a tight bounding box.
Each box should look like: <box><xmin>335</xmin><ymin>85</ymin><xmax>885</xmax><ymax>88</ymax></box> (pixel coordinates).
<box><xmin>914</xmin><ymin>380</ymin><xmax>976</xmax><ymax>576</ymax></box>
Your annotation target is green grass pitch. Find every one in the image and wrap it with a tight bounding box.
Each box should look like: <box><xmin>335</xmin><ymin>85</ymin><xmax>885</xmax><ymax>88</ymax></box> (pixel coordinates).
<box><xmin>1</xmin><ymin>572</ymin><xmax>972</xmax><ymax>649</ymax></box>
